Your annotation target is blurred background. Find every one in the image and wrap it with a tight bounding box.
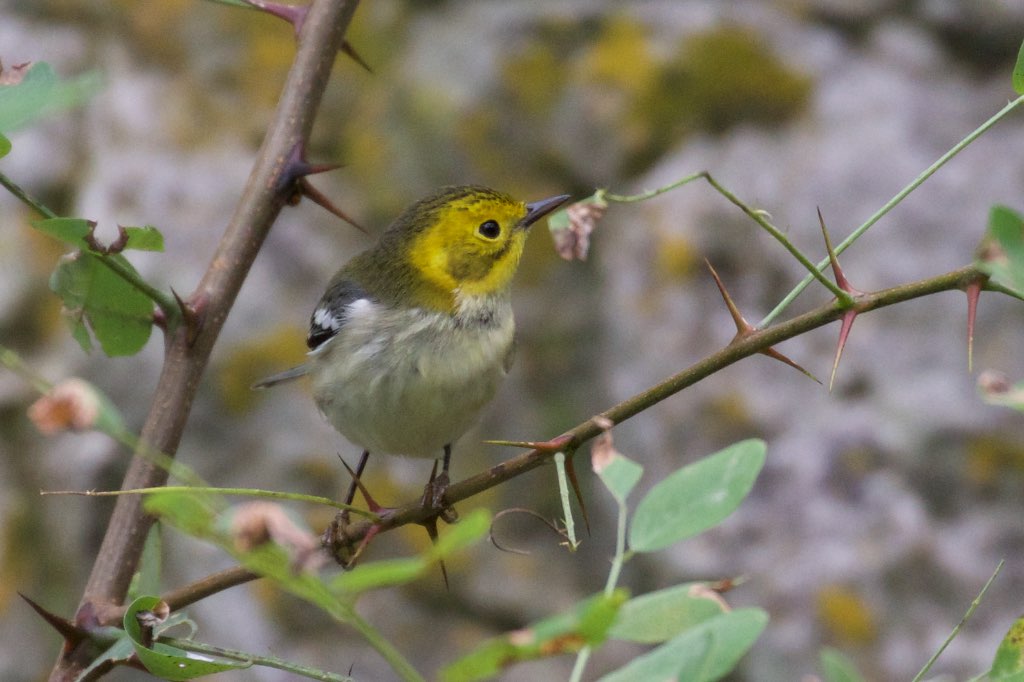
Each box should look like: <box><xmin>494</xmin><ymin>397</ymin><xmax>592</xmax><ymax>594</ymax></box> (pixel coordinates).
<box><xmin>2</xmin><ymin>1</ymin><xmax>1024</xmax><ymax>680</ymax></box>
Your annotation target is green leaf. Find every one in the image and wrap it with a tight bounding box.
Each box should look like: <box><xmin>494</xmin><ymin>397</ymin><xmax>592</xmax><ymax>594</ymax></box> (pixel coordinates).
<box><xmin>34</xmin><ymin>217</ymin><xmax>91</xmax><ymax>248</ymax></box>
<box><xmin>597</xmin><ymin>608</ymin><xmax>768</xmax><ymax>682</ymax></box>
<box><xmin>124</xmin><ymin>225</ymin><xmax>165</xmax><ymax>252</ymax></box>
<box><xmin>1013</xmin><ymin>38</ymin><xmax>1024</xmax><ymax>95</ymax></box>
<box><xmin>37</xmin><ymin>218</ymin><xmax>162</xmax><ymax>355</ymax></box>
<box><xmin>123</xmin><ymin>596</ymin><xmax>250</xmax><ymax>680</ymax></box>
<box><xmin>333</xmin><ymin>509</ymin><xmax>490</xmax><ymax>594</ymax></box>
<box><xmin>989</xmin><ymin>616</ymin><xmax>1024</xmax><ymax>679</ymax></box>
<box><xmin>629</xmin><ymin>439</ymin><xmax>766</xmax><ymax>553</ymax></box>
<box><xmin>49</xmin><ymin>252</ymin><xmax>154</xmax><ymax>356</ymax></box>
<box><xmin>76</xmin><ymin>636</ymin><xmax>137</xmax><ymax>680</ymax></box>
<box><xmin>819</xmin><ymin>647</ymin><xmax>865</xmax><ymax>682</ymax></box>
<box><xmin>595</xmin><ymin>450</ymin><xmax>644</xmax><ymax>504</ymax></box>
<box><xmin>332</xmin><ymin>557</ymin><xmax>425</xmax><ymax>594</ymax></box>
<box><xmin>129</xmin><ymin>525</ymin><xmax>164</xmax><ymax>601</ymax></box>
<box><xmin>977</xmin><ymin>205</ymin><xmax>1024</xmax><ymax>294</ymax></box>
<box><xmin>441</xmin><ymin>590</ymin><xmax>628</xmax><ymax>682</ymax></box>
<box><xmin>34</xmin><ymin>218</ymin><xmax>165</xmax><ymax>253</ymax></box>
<box><xmin>0</xmin><ymin>62</ymin><xmax>101</xmax><ymax>133</ymax></box>
<box><xmin>609</xmin><ymin>582</ymin><xmax>728</xmax><ymax>644</ymax></box>
<box><xmin>0</xmin><ymin>132</ymin><xmax>10</xmax><ymax>158</ymax></box>
<box><xmin>144</xmin><ymin>491</ymin><xmax>220</xmax><ymax>537</ymax></box>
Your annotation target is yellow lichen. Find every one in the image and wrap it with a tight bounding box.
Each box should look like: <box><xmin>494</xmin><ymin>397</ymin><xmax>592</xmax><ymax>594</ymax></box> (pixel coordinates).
<box><xmin>816</xmin><ymin>584</ymin><xmax>877</xmax><ymax>644</ymax></box>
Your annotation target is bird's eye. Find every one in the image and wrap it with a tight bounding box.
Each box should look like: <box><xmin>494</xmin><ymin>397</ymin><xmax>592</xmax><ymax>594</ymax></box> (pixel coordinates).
<box><xmin>478</xmin><ymin>220</ymin><xmax>501</xmax><ymax>239</ymax></box>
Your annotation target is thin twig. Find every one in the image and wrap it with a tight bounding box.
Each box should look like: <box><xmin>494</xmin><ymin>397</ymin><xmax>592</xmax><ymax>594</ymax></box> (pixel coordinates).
<box><xmin>602</xmin><ymin>172</ymin><xmax>851</xmax><ymax>301</ymax></box>
<box><xmin>0</xmin><ymin>170</ymin><xmax>181</xmax><ymax>324</ymax></box>
<box><xmin>911</xmin><ymin>559</ymin><xmax>1004</xmax><ymax>682</ymax></box>
<box><xmin>762</xmin><ymin>94</ymin><xmax>1024</xmax><ymax>326</ymax></box>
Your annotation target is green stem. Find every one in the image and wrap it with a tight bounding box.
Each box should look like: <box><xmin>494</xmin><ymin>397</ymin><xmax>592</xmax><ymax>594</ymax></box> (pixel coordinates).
<box><xmin>702</xmin><ymin>173</ymin><xmax>851</xmax><ymax>302</ymax></box>
<box><xmin>94</xmin><ymin>254</ymin><xmax>181</xmax><ymax>327</ymax></box>
<box><xmin>569</xmin><ymin>646</ymin><xmax>591</xmax><ymax>682</ymax></box>
<box><xmin>984</xmin><ymin>278</ymin><xmax>1024</xmax><ymax>303</ymax></box>
<box><xmin>43</xmin><ymin>485</ymin><xmax>379</xmax><ymax>520</ymax></box>
<box><xmin>911</xmin><ymin>559</ymin><xmax>1004</xmax><ymax>682</ymax></box>
<box><xmin>601</xmin><ymin>171</ymin><xmax>708</xmax><ymax>203</ymax></box>
<box><xmin>602</xmin><ymin>172</ymin><xmax>849</xmax><ymax>302</ymax></box>
<box><xmin>570</xmin><ymin>470</ymin><xmax>632</xmax><ymax>682</ymax></box>
<box><xmin>762</xmin><ymin>94</ymin><xmax>1024</xmax><ymax>326</ymax></box>
<box><xmin>0</xmin><ymin>169</ymin><xmax>57</xmax><ymax>218</ymax></box>
<box><xmin>553</xmin><ymin>452</ymin><xmax>579</xmax><ymax>550</ymax></box>
<box><xmin>0</xmin><ymin>344</ymin><xmax>53</xmax><ymax>394</ymax></box>
<box><xmin>346</xmin><ymin>611</ymin><xmax>426</xmax><ymax>682</ymax></box>
<box><xmin>0</xmin><ymin>169</ymin><xmax>181</xmax><ymax>329</ymax></box>
<box><xmin>0</xmin><ymin>342</ymin><xmax>207</xmax><ymax>486</ymax></box>
<box><xmin>604</xmin><ymin>499</ymin><xmax>629</xmax><ymax>598</ymax></box>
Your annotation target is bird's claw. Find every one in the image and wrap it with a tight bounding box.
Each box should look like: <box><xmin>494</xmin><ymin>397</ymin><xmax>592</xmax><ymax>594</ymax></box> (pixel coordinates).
<box><xmin>422</xmin><ymin>468</ymin><xmax>458</xmax><ymax>524</ymax></box>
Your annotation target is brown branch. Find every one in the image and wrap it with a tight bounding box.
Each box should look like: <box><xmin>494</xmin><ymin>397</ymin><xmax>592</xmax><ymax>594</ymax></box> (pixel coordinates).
<box><xmin>162</xmin><ymin>566</ymin><xmax>259</xmax><ymax>613</ymax></box>
<box><xmin>49</xmin><ymin>1</ymin><xmax>361</xmax><ymax>679</ymax></box>
<box><xmin>103</xmin><ymin>264</ymin><xmax>986</xmax><ymax>619</ymax></box>
<box><xmin>328</xmin><ymin>265</ymin><xmax>984</xmax><ymax>549</ymax></box>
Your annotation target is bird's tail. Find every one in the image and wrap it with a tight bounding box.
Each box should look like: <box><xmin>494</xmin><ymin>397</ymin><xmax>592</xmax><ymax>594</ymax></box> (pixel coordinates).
<box><xmin>251</xmin><ymin>364</ymin><xmax>310</xmax><ymax>389</ymax></box>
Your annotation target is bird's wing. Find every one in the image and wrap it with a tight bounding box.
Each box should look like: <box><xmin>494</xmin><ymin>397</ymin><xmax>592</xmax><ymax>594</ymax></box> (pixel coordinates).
<box><xmin>306</xmin><ymin>276</ymin><xmax>374</xmax><ymax>351</ymax></box>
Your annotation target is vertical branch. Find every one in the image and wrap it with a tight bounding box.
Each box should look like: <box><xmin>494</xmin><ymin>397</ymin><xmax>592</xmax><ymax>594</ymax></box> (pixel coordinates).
<box><xmin>50</xmin><ymin>1</ymin><xmax>361</xmax><ymax>679</ymax></box>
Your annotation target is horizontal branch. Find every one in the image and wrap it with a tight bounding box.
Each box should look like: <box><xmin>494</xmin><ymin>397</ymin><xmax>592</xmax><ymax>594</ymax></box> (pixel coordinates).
<box><xmin>335</xmin><ymin>265</ymin><xmax>983</xmax><ymax>543</ymax></box>
<box><xmin>169</xmin><ymin>264</ymin><xmax>984</xmax><ymax>599</ymax></box>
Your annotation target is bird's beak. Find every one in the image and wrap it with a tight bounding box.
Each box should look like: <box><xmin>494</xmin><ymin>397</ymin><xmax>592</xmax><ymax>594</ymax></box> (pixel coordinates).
<box><xmin>520</xmin><ymin>193</ymin><xmax>572</xmax><ymax>229</ymax></box>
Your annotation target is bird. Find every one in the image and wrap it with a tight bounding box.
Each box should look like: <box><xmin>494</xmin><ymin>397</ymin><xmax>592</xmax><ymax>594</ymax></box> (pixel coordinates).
<box><xmin>256</xmin><ymin>185</ymin><xmax>570</xmax><ymax>519</ymax></box>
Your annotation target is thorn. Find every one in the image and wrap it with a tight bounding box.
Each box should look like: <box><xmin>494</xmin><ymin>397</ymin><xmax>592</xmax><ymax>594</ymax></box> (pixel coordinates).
<box><xmin>706</xmin><ymin>259</ymin><xmax>821</xmax><ymax>383</ymax></box>
<box><xmin>340</xmin><ymin>41</ymin><xmax>374</xmax><ymax>74</ymax></box>
<box><xmin>532</xmin><ymin>434</ymin><xmax>575</xmax><ymax>452</ymax></box>
<box><xmin>965</xmin><ymin>278</ymin><xmax>983</xmax><ymax>373</ymax></box>
<box><xmin>239</xmin><ymin>1</ymin><xmax>371</xmax><ymax>73</ymax></box>
<box><xmin>705</xmin><ymin>259</ymin><xmax>752</xmax><ymax>339</ymax></box>
<box><xmin>818</xmin><ymin>208</ymin><xmax>863</xmax><ymax>297</ymax></box>
<box><xmin>418</xmin><ymin>461</ymin><xmax>454</xmax><ymax>589</ymax></box>
<box><xmin>173</xmin><ymin>288</ymin><xmax>203</xmax><ymax>346</ymax></box>
<box><xmin>420</xmin><ymin>514</ymin><xmax>449</xmax><ymax>590</ymax></box>
<box><xmin>279</xmin><ymin>141</ymin><xmax>365</xmax><ymax>232</ymax></box>
<box><xmin>242</xmin><ymin>0</ymin><xmax>308</xmax><ymax>34</ymax></box>
<box><xmin>562</xmin><ymin>452</ymin><xmax>590</xmax><ymax>535</ymax></box>
<box><xmin>347</xmin><ymin>523</ymin><xmax>382</xmax><ymax>569</ymax></box>
<box><xmin>482</xmin><ymin>434</ymin><xmax>574</xmax><ymax>452</ymax></box>
<box><xmin>761</xmin><ymin>346</ymin><xmax>822</xmax><ymax>384</ymax></box>
<box><xmin>830</xmin><ymin>309</ymin><xmax>857</xmax><ymax>392</ymax></box>
<box><xmin>20</xmin><ymin>593</ymin><xmax>88</xmax><ymax>653</ymax></box>
<box><xmin>323</xmin><ymin>456</ymin><xmax>388</xmax><ymax>569</ymax></box>
<box><xmin>298</xmin><ymin>178</ymin><xmax>367</xmax><ymax>233</ymax></box>
<box><xmin>338</xmin><ymin>457</ymin><xmax>384</xmax><ymax>514</ymax></box>
<box><xmin>818</xmin><ymin>208</ymin><xmax>863</xmax><ymax>391</ymax></box>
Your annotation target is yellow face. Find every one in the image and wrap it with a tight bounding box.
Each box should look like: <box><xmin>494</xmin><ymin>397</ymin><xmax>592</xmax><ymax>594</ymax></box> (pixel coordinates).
<box><xmin>408</xmin><ymin>191</ymin><xmax>532</xmax><ymax>300</ymax></box>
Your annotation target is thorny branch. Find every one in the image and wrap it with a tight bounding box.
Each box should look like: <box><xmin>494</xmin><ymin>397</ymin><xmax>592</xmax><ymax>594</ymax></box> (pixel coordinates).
<box><xmin>48</xmin><ymin>1</ymin><xmax>362</xmax><ymax>679</ymax></box>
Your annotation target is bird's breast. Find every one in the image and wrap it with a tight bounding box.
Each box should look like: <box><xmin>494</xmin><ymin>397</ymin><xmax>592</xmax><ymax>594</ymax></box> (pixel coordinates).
<box><xmin>309</xmin><ymin>297</ymin><xmax>515</xmax><ymax>457</ymax></box>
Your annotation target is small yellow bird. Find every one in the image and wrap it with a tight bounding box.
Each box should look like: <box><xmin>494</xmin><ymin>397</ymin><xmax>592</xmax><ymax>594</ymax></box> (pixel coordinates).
<box><xmin>257</xmin><ymin>185</ymin><xmax>569</xmax><ymax>509</ymax></box>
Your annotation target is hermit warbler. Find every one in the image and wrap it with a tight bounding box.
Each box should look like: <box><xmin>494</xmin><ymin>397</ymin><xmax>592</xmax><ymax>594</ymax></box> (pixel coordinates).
<box><xmin>257</xmin><ymin>185</ymin><xmax>570</xmax><ymax>509</ymax></box>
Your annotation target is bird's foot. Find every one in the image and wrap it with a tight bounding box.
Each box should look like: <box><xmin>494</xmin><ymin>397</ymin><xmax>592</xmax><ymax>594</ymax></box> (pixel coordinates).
<box><xmin>421</xmin><ymin>460</ymin><xmax>458</xmax><ymax>524</ymax></box>
<box><xmin>321</xmin><ymin>456</ymin><xmax>394</xmax><ymax>568</ymax></box>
